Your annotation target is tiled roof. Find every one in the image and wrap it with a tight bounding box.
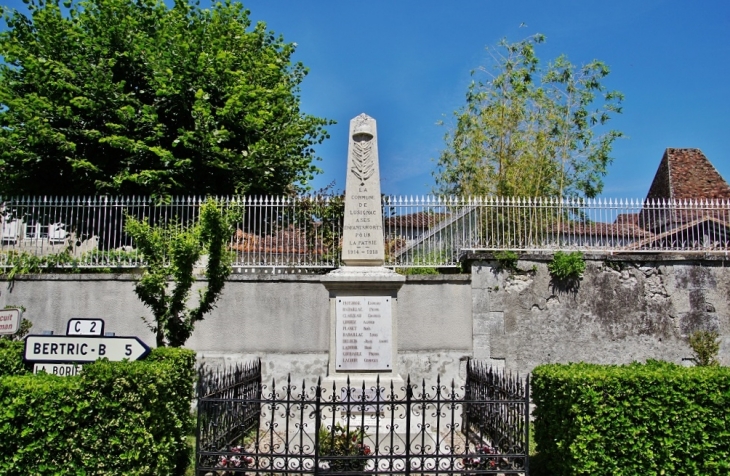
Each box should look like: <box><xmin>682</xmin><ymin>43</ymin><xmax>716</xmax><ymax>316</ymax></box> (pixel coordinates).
<box><xmin>627</xmin><ymin>216</ymin><xmax>730</xmax><ymax>250</ymax></box>
<box><xmin>385</xmin><ymin>212</ymin><xmax>447</xmax><ymax>229</ymax></box>
<box><xmin>230</xmin><ymin>229</ymin><xmax>324</xmax><ymax>254</ymax></box>
<box><xmin>555</xmin><ymin>221</ymin><xmax>653</xmax><ymax>238</ymax></box>
<box><xmin>615</xmin><ymin>213</ymin><xmax>639</xmax><ymax>225</ymax></box>
<box><xmin>646</xmin><ymin>148</ymin><xmax>730</xmax><ymax>200</ymax></box>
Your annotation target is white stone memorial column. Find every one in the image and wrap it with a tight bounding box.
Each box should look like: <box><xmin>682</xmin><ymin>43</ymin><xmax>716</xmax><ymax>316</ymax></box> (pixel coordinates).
<box><xmin>341</xmin><ymin>113</ymin><xmax>385</xmax><ymax>266</ymax></box>
<box><xmin>318</xmin><ymin>115</ymin><xmax>417</xmax><ymax>443</ymax></box>
<box><xmin>321</xmin><ymin>113</ymin><xmax>404</xmax><ymax>379</ymax></box>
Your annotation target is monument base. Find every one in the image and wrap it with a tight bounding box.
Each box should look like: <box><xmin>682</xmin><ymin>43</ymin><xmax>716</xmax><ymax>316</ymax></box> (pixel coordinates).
<box><xmin>323</xmin><ymin>265</ymin><xmax>403</xmax><ymax>281</ymax></box>
<box><xmin>312</xmin><ymin>374</ymin><xmax>447</xmax><ymax>473</ymax></box>
<box><xmin>321</xmin><ymin>267</ymin><xmax>405</xmax><ymax>376</ymax></box>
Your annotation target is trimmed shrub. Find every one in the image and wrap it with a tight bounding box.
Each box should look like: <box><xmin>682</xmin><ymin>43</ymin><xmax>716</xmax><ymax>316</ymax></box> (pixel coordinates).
<box><xmin>0</xmin><ymin>347</ymin><xmax>195</xmax><ymax>475</ymax></box>
<box><xmin>532</xmin><ymin>361</ymin><xmax>730</xmax><ymax>476</ymax></box>
<box><xmin>0</xmin><ymin>340</ymin><xmax>29</xmax><ymax>376</ymax></box>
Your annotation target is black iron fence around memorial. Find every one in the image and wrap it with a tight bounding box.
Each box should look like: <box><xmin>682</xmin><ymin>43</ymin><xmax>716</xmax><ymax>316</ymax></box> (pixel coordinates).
<box><xmin>195</xmin><ymin>359</ymin><xmax>530</xmax><ymax>475</ymax></box>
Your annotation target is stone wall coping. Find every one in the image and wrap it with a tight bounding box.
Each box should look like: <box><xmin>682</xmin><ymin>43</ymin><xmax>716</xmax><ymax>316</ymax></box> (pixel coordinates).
<box><xmin>2</xmin><ymin>272</ymin><xmax>325</xmax><ymax>283</ymax></box>
<box><xmin>464</xmin><ymin>251</ymin><xmax>730</xmax><ymax>263</ymax></box>
<box><xmin>403</xmin><ymin>274</ymin><xmax>471</xmax><ymax>283</ymax></box>
<box><xmin>1</xmin><ymin>271</ymin><xmax>472</xmax><ymax>283</ymax></box>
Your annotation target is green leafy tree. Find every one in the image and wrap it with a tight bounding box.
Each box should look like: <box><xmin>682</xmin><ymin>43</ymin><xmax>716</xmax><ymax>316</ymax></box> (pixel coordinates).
<box><xmin>125</xmin><ymin>198</ymin><xmax>235</xmax><ymax>347</ymax></box>
<box><xmin>434</xmin><ymin>34</ymin><xmax>623</xmax><ymax>199</ymax></box>
<box><xmin>0</xmin><ymin>0</ymin><xmax>333</xmax><ymax>198</ymax></box>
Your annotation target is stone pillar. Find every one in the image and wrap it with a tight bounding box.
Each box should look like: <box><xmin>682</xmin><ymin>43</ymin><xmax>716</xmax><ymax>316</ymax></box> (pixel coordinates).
<box><xmin>341</xmin><ymin>113</ymin><xmax>385</xmax><ymax>266</ymax></box>
<box><xmin>318</xmin><ymin>113</ymin><xmax>408</xmax><ymax>438</ymax></box>
<box><xmin>471</xmin><ymin>261</ymin><xmax>506</xmax><ymax>368</ymax></box>
<box><xmin>321</xmin><ymin>113</ymin><xmax>404</xmax><ymax>381</ymax></box>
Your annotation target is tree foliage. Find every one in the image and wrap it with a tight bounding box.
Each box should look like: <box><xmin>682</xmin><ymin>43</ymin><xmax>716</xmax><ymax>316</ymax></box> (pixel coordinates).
<box><xmin>435</xmin><ymin>34</ymin><xmax>623</xmax><ymax>198</ymax></box>
<box><xmin>0</xmin><ymin>0</ymin><xmax>332</xmax><ymax>198</ymax></box>
<box><xmin>293</xmin><ymin>183</ymin><xmax>344</xmax><ymax>264</ymax></box>
<box><xmin>125</xmin><ymin>198</ymin><xmax>235</xmax><ymax>347</ymax></box>
<box><xmin>688</xmin><ymin>330</ymin><xmax>720</xmax><ymax>367</ymax></box>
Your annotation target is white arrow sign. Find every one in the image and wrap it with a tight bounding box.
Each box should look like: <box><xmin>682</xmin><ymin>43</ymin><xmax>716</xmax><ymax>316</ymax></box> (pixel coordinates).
<box><xmin>24</xmin><ymin>335</ymin><xmax>150</xmax><ymax>363</ymax></box>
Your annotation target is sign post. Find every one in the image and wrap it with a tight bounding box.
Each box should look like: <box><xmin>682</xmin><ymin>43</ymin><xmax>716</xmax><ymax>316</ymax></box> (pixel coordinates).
<box><xmin>24</xmin><ymin>319</ymin><xmax>151</xmax><ymax>376</ymax></box>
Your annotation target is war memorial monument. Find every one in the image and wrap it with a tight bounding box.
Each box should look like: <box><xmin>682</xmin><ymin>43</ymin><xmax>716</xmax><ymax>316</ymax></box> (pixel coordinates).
<box><xmin>322</xmin><ymin>113</ymin><xmax>405</xmax><ymax>384</ymax></box>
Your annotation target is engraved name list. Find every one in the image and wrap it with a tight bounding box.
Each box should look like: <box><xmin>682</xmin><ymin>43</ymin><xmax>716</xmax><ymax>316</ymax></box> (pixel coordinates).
<box><xmin>335</xmin><ymin>296</ymin><xmax>392</xmax><ymax>371</ymax></box>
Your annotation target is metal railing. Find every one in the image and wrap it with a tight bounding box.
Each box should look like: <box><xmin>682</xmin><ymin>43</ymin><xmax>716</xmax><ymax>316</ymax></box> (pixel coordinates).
<box><xmin>195</xmin><ymin>361</ymin><xmax>530</xmax><ymax>475</ymax></box>
<box><xmin>464</xmin><ymin>359</ymin><xmax>529</xmax><ymax>466</ymax></box>
<box><xmin>456</xmin><ymin>196</ymin><xmax>730</xmax><ymax>255</ymax></box>
<box><xmin>197</xmin><ymin>359</ymin><xmax>262</xmax><ymax>462</ymax></box>
<box><xmin>1</xmin><ymin>195</ymin><xmax>728</xmax><ymax>271</ymax></box>
<box><xmin>0</xmin><ymin>196</ymin><xmax>343</xmax><ymax>269</ymax></box>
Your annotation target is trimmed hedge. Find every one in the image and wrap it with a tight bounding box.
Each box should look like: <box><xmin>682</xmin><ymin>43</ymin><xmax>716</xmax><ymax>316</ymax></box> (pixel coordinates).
<box><xmin>0</xmin><ymin>345</ymin><xmax>195</xmax><ymax>475</ymax></box>
<box><xmin>0</xmin><ymin>340</ymin><xmax>29</xmax><ymax>376</ymax></box>
<box><xmin>532</xmin><ymin>360</ymin><xmax>730</xmax><ymax>476</ymax></box>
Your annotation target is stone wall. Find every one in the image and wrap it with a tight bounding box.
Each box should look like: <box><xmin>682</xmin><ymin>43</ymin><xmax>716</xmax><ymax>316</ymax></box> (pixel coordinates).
<box><xmin>2</xmin><ymin>257</ymin><xmax>728</xmax><ymax>383</ymax></box>
<box><xmin>470</xmin><ymin>255</ymin><xmax>730</xmax><ymax>376</ymax></box>
<box><xmin>0</xmin><ymin>273</ymin><xmax>472</xmax><ymax>384</ymax></box>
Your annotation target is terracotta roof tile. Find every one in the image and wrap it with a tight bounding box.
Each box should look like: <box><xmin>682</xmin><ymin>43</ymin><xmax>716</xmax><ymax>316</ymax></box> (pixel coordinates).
<box><xmin>555</xmin><ymin>221</ymin><xmax>653</xmax><ymax>238</ymax></box>
<box><xmin>230</xmin><ymin>228</ymin><xmax>325</xmax><ymax>254</ymax></box>
<box><xmin>384</xmin><ymin>212</ymin><xmax>446</xmax><ymax>229</ymax></box>
<box><xmin>646</xmin><ymin>148</ymin><xmax>730</xmax><ymax>200</ymax></box>
<box><xmin>615</xmin><ymin>213</ymin><xmax>639</xmax><ymax>225</ymax></box>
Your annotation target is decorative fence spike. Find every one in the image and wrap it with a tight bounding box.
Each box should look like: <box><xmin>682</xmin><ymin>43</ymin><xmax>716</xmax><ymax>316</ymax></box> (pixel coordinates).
<box><xmin>0</xmin><ymin>195</ymin><xmax>728</xmax><ymax>270</ymax></box>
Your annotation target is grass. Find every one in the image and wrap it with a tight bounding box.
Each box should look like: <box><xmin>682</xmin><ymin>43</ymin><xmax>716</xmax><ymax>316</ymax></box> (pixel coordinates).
<box><xmin>528</xmin><ymin>422</ymin><xmax>548</xmax><ymax>476</ymax></box>
<box><xmin>184</xmin><ymin>435</ymin><xmax>195</xmax><ymax>476</ymax></box>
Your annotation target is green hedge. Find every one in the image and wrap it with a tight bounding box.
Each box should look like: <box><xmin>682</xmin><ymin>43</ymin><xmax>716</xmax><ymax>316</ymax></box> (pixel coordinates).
<box><xmin>0</xmin><ymin>346</ymin><xmax>196</xmax><ymax>475</ymax></box>
<box><xmin>532</xmin><ymin>361</ymin><xmax>730</xmax><ymax>476</ymax></box>
<box><xmin>0</xmin><ymin>340</ymin><xmax>29</xmax><ymax>376</ymax></box>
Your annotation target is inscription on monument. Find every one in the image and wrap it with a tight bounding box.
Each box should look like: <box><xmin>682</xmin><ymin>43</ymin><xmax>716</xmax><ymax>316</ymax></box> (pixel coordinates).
<box><xmin>342</xmin><ymin>114</ymin><xmax>385</xmax><ymax>265</ymax></box>
<box><xmin>335</xmin><ymin>296</ymin><xmax>392</xmax><ymax>371</ymax></box>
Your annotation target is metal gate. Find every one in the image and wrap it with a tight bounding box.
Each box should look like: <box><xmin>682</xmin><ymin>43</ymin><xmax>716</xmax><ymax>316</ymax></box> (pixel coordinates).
<box><xmin>196</xmin><ymin>360</ymin><xmax>529</xmax><ymax>475</ymax></box>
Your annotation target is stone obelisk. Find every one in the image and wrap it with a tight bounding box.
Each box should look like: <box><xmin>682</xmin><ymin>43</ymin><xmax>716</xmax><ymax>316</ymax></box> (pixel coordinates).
<box><xmin>341</xmin><ymin>113</ymin><xmax>385</xmax><ymax>265</ymax></box>
<box><xmin>322</xmin><ymin>113</ymin><xmax>404</xmax><ymax>377</ymax></box>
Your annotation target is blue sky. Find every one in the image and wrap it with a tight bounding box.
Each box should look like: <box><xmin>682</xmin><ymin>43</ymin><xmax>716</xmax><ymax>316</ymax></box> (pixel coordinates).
<box><xmin>238</xmin><ymin>0</ymin><xmax>730</xmax><ymax>198</ymax></box>
<box><xmin>3</xmin><ymin>0</ymin><xmax>729</xmax><ymax>198</ymax></box>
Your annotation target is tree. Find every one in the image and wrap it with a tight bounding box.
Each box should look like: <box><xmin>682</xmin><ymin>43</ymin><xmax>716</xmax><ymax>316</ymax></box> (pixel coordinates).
<box><xmin>434</xmin><ymin>34</ymin><xmax>623</xmax><ymax>199</ymax></box>
<box><xmin>0</xmin><ymin>0</ymin><xmax>332</xmax><ymax>198</ymax></box>
<box><xmin>125</xmin><ymin>198</ymin><xmax>235</xmax><ymax>347</ymax></box>
<box><xmin>688</xmin><ymin>330</ymin><xmax>720</xmax><ymax>367</ymax></box>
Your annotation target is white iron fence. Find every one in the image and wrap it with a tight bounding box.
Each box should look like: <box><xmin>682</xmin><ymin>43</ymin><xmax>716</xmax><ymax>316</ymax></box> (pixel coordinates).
<box><xmin>0</xmin><ymin>196</ymin><xmax>728</xmax><ymax>270</ymax></box>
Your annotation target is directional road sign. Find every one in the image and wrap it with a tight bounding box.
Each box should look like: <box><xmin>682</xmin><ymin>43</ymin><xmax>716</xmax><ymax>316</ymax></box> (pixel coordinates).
<box><xmin>24</xmin><ymin>335</ymin><xmax>150</xmax><ymax>363</ymax></box>
<box><xmin>34</xmin><ymin>363</ymin><xmax>84</xmax><ymax>376</ymax></box>
<box><xmin>66</xmin><ymin>318</ymin><xmax>105</xmax><ymax>336</ymax></box>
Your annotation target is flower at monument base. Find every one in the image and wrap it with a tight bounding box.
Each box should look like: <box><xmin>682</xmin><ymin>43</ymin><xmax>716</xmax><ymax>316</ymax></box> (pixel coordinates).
<box><xmin>318</xmin><ymin>423</ymin><xmax>371</xmax><ymax>471</ymax></box>
<box><xmin>462</xmin><ymin>444</ymin><xmax>500</xmax><ymax>473</ymax></box>
<box><xmin>217</xmin><ymin>445</ymin><xmax>253</xmax><ymax>469</ymax></box>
